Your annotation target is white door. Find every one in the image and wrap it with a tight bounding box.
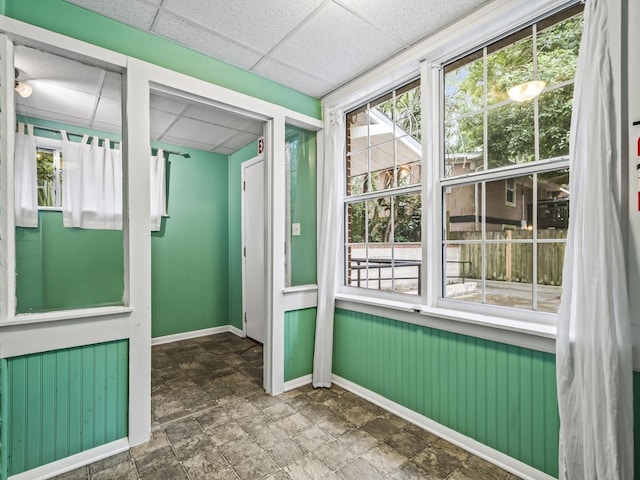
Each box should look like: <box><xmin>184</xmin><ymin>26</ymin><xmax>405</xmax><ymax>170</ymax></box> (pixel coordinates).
<box><xmin>242</xmin><ymin>157</ymin><xmax>266</xmax><ymax>344</ymax></box>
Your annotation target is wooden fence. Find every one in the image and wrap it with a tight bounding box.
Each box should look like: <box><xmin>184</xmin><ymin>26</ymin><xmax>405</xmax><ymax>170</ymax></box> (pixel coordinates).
<box><xmin>447</xmin><ymin>230</ymin><xmax>566</xmax><ymax>285</ymax></box>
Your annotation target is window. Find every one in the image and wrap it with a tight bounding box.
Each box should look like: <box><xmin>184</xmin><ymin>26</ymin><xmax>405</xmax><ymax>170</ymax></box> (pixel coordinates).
<box><xmin>345</xmin><ymin>79</ymin><xmax>422</xmax><ymax>295</ymax></box>
<box><xmin>36</xmin><ymin>146</ymin><xmax>62</xmax><ymax>208</ymax></box>
<box><xmin>442</xmin><ymin>6</ymin><xmax>582</xmax><ymax>313</ymax></box>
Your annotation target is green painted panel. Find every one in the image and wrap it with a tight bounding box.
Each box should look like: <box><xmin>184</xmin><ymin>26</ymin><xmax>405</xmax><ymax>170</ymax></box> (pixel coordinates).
<box><xmin>286</xmin><ymin>126</ymin><xmax>317</xmax><ymax>286</ymax></box>
<box><xmin>6</xmin><ymin>340</ymin><xmax>128</xmax><ymax>476</ymax></box>
<box><xmin>15</xmin><ymin>211</ymin><xmax>124</xmax><ymax>313</ymax></box>
<box><xmin>228</xmin><ymin>141</ymin><xmax>259</xmax><ymax>330</ymax></box>
<box><xmin>1</xmin><ymin>358</ymin><xmax>8</xmax><ymax>480</ymax></box>
<box><xmin>284</xmin><ymin>308</ymin><xmax>317</xmax><ymax>382</ymax></box>
<box><xmin>332</xmin><ymin>308</ymin><xmax>560</xmax><ymax>477</ymax></box>
<box><xmin>5</xmin><ymin>0</ymin><xmax>321</xmax><ymax>119</ymax></box>
<box><xmin>151</xmin><ymin>146</ymin><xmax>230</xmax><ymax>338</ymax></box>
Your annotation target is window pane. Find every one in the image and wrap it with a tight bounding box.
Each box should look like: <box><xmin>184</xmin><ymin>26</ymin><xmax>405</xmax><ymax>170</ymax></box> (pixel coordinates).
<box><xmin>485</xmin><ymin>243</ymin><xmax>533</xmax><ymax>309</ymax></box>
<box><xmin>443</xmin><ymin>243</ymin><xmax>481</xmax><ymax>302</ymax></box>
<box><xmin>537</xmin><ymin>168</ymin><xmax>570</xmax><ymax>235</ymax></box>
<box><xmin>395</xmin><ymin>136</ymin><xmax>421</xmax><ymax>186</ymax></box>
<box><xmin>370</xmin><ymin>94</ymin><xmax>395</xmax><ymax>147</ymax></box>
<box><xmin>347</xmin><ymin>150</ymin><xmax>368</xmax><ymax>195</ymax></box>
<box><xmin>486</xmin><ymin>35</ymin><xmax>533</xmax><ymax>106</ymax></box>
<box><xmin>444</xmin><ymin>183</ymin><xmax>483</xmax><ymax>240</ymax></box>
<box><xmin>538</xmin><ymin>84</ymin><xmax>573</xmax><ymax>159</ymax></box>
<box><xmin>487</xmin><ymin>102</ymin><xmax>534</xmax><ymax>168</ymax></box>
<box><xmin>485</xmin><ymin>175</ymin><xmax>534</xmax><ymax>239</ymax></box>
<box><xmin>444</xmin><ymin>114</ymin><xmax>484</xmax><ymax>177</ymax></box>
<box><xmin>537</xmin><ymin>242</ymin><xmax>565</xmax><ymax>312</ymax></box>
<box><xmin>37</xmin><ymin>148</ymin><xmax>61</xmax><ymax>207</ymax></box>
<box><xmin>537</xmin><ymin>13</ymin><xmax>583</xmax><ymax>86</ymax></box>
<box><xmin>347</xmin><ymin>109</ymin><xmax>369</xmax><ymax>153</ymax></box>
<box><xmin>392</xmin><ymin>246</ymin><xmax>421</xmax><ymax>295</ymax></box>
<box><xmin>394</xmin><ymin>193</ymin><xmax>421</xmax><ymax>243</ymax></box>
<box><xmin>369</xmin><ymin>142</ymin><xmax>395</xmax><ymax>190</ymax></box>
<box><xmin>395</xmin><ymin>83</ymin><xmax>421</xmax><ymax>142</ymax></box>
<box><xmin>445</xmin><ymin>57</ymin><xmax>484</xmax><ymax>119</ymax></box>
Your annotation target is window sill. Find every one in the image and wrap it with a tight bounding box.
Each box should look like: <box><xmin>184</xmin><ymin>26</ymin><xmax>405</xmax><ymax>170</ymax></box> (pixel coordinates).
<box><xmin>1</xmin><ymin>305</ymin><xmax>134</xmax><ymax>328</ymax></box>
<box><xmin>335</xmin><ymin>293</ymin><xmax>556</xmax><ymax>353</ymax></box>
<box><xmin>283</xmin><ymin>284</ymin><xmax>318</xmax><ymax>294</ymax></box>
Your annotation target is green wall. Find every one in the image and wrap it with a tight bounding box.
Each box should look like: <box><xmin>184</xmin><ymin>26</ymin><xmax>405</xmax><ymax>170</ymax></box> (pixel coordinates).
<box><xmin>284</xmin><ymin>308</ymin><xmax>317</xmax><ymax>382</ymax></box>
<box><xmin>228</xmin><ymin>141</ymin><xmax>260</xmax><ymax>330</ymax></box>
<box><xmin>333</xmin><ymin>308</ymin><xmax>560</xmax><ymax>476</ymax></box>
<box><xmin>15</xmin><ymin>211</ymin><xmax>124</xmax><ymax>313</ymax></box>
<box><xmin>6</xmin><ymin>340</ymin><xmax>128</xmax><ymax>476</ymax></box>
<box><xmin>286</xmin><ymin>126</ymin><xmax>317</xmax><ymax>286</ymax></box>
<box><xmin>151</xmin><ymin>145</ymin><xmax>230</xmax><ymax>338</ymax></box>
<box><xmin>4</xmin><ymin>0</ymin><xmax>320</xmax><ymax>119</ymax></box>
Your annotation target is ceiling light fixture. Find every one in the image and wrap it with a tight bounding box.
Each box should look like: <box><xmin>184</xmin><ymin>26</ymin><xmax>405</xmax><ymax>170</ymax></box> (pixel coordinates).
<box><xmin>507</xmin><ymin>80</ymin><xmax>546</xmax><ymax>102</ymax></box>
<box><xmin>15</xmin><ymin>81</ymin><xmax>32</xmax><ymax>98</ymax></box>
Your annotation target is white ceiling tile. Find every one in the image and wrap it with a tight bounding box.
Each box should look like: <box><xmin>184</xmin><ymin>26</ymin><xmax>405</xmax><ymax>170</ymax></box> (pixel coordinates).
<box><xmin>214</xmin><ymin>146</ymin><xmax>237</xmax><ymax>155</ymax></box>
<box><xmin>93</xmin><ymin>97</ymin><xmax>122</xmax><ymax>128</ymax></box>
<box><xmin>17</xmin><ymin>81</ymin><xmax>95</xmax><ymax>120</ymax></box>
<box><xmin>271</xmin><ymin>2</ymin><xmax>403</xmax><ymax>90</ymax></box>
<box><xmin>150</xmin><ymin>109</ymin><xmax>177</xmax><ymax>136</ymax></box>
<box><xmin>15</xmin><ymin>46</ymin><xmax>104</xmax><ymax>95</ymax></box>
<box><xmin>15</xmin><ymin>105</ymin><xmax>91</xmax><ymax>129</ymax></box>
<box><xmin>66</xmin><ymin>0</ymin><xmax>159</xmax><ymax>31</ymax></box>
<box><xmin>150</xmin><ymin>93</ymin><xmax>188</xmax><ymax>114</ymax></box>
<box><xmin>183</xmin><ymin>103</ymin><xmax>258</xmax><ymax>131</ymax></box>
<box><xmin>161</xmin><ymin>135</ymin><xmax>218</xmax><ymax>152</ymax></box>
<box><xmin>101</xmin><ymin>72</ymin><xmax>123</xmax><ymax>100</ymax></box>
<box><xmin>91</xmin><ymin>121</ymin><xmax>122</xmax><ymax>136</ymax></box>
<box><xmin>154</xmin><ymin>11</ymin><xmax>264</xmax><ymax>70</ymax></box>
<box><xmin>165</xmin><ymin>117</ymin><xmax>238</xmax><ymax>145</ymax></box>
<box><xmin>218</xmin><ymin>131</ymin><xmax>261</xmax><ymax>152</ymax></box>
<box><xmin>162</xmin><ymin>0</ymin><xmax>324</xmax><ymax>52</ymax></box>
<box><xmin>252</xmin><ymin>57</ymin><xmax>334</xmax><ymax>98</ymax></box>
<box><xmin>239</xmin><ymin>120</ymin><xmax>265</xmax><ymax>136</ymax></box>
<box><xmin>339</xmin><ymin>0</ymin><xmax>488</xmax><ymax>45</ymax></box>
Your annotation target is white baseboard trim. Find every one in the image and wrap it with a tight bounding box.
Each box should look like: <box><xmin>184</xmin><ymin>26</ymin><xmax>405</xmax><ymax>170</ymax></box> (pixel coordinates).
<box><xmin>332</xmin><ymin>375</ymin><xmax>555</xmax><ymax>480</ymax></box>
<box><xmin>152</xmin><ymin>325</ymin><xmax>244</xmax><ymax>345</ymax></box>
<box><xmin>9</xmin><ymin>438</ymin><xmax>129</xmax><ymax>480</ymax></box>
<box><xmin>284</xmin><ymin>374</ymin><xmax>312</xmax><ymax>392</ymax></box>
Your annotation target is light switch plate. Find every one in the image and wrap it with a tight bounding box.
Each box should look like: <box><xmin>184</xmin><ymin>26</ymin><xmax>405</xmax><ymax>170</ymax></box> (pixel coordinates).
<box><xmin>292</xmin><ymin>223</ymin><xmax>301</xmax><ymax>236</ymax></box>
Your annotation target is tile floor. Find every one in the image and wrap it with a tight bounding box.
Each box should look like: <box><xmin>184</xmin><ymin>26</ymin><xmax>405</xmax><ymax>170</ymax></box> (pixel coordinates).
<box><xmin>54</xmin><ymin>333</ymin><xmax>520</xmax><ymax>480</ymax></box>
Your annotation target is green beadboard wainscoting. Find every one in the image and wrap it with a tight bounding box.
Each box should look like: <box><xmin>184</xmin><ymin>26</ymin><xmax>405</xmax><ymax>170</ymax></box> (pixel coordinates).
<box><xmin>4</xmin><ymin>0</ymin><xmax>321</xmax><ymax>119</ymax></box>
<box><xmin>333</xmin><ymin>308</ymin><xmax>560</xmax><ymax>477</ymax></box>
<box><xmin>284</xmin><ymin>308</ymin><xmax>317</xmax><ymax>382</ymax></box>
<box><xmin>6</xmin><ymin>341</ymin><xmax>129</xmax><ymax>476</ymax></box>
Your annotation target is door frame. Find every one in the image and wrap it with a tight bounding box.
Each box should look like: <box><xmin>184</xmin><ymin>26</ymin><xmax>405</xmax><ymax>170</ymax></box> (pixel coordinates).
<box><xmin>241</xmin><ymin>153</ymin><xmax>265</xmax><ymax>341</ymax></box>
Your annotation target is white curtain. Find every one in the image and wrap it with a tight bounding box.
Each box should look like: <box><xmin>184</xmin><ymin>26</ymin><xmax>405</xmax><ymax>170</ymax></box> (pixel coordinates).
<box><xmin>14</xmin><ymin>122</ymin><xmax>38</xmax><ymax>227</ymax></box>
<box><xmin>313</xmin><ymin>107</ymin><xmax>345</xmax><ymax>388</ymax></box>
<box><xmin>556</xmin><ymin>0</ymin><xmax>633</xmax><ymax>478</ymax></box>
<box><xmin>62</xmin><ymin>132</ymin><xmax>123</xmax><ymax>230</ymax></box>
<box><xmin>150</xmin><ymin>149</ymin><xmax>166</xmax><ymax>231</ymax></box>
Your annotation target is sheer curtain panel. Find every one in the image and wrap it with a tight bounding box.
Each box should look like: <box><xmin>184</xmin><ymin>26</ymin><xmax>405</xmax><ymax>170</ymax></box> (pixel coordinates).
<box><xmin>313</xmin><ymin>107</ymin><xmax>345</xmax><ymax>388</ymax></box>
<box><xmin>556</xmin><ymin>0</ymin><xmax>633</xmax><ymax>478</ymax></box>
<box><xmin>62</xmin><ymin>132</ymin><xmax>123</xmax><ymax>230</ymax></box>
<box><xmin>150</xmin><ymin>149</ymin><xmax>166</xmax><ymax>231</ymax></box>
<box><xmin>14</xmin><ymin>122</ymin><xmax>38</xmax><ymax>227</ymax></box>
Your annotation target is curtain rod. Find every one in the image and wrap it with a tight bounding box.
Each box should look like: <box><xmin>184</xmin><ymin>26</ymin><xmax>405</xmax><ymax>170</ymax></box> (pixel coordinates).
<box><xmin>30</xmin><ymin>124</ymin><xmax>190</xmax><ymax>158</ymax></box>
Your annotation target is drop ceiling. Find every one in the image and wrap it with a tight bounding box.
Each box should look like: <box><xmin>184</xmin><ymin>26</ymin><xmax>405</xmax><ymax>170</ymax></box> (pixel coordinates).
<box><xmin>14</xmin><ymin>45</ymin><xmax>264</xmax><ymax>155</ymax></box>
<box><xmin>64</xmin><ymin>0</ymin><xmax>489</xmax><ymax>98</ymax></box>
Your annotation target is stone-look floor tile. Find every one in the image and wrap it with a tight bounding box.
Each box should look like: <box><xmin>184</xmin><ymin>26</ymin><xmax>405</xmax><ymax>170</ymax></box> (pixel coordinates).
<box><xmin>163</xmin><ymin>418</ymin><xmax>204</xmax><ymax>446</ymax></box>
<box><xmin>300</xmin><ymin>403</ymin><xmax>334</xmax><ymax>424</ymax></box>
<box><xmin>182</xmin><ymin>454</ymin><xmax>238</xmax><ymax>480</ymax></box>
<box><xmin>446</xmin><ymin>465</ymin><xmax>495</xmax><ymax>480</ymax></box>
<box><xmin>361</xmin><ymin>417</ymin><xmax>403</xmax><ymax>441</ymax></box>
<box><xmin>463</xmin><ymin>453</ymin><xmax>512</xmax><ymax>479</ymax></box>
<box><xmin>431</xmin><ymin>439</ymin><xmax>469</xmax><ymax>463</ymax></box>
<box><xmin>317</xmin><ymin>416</ymin><xmax>355</xmax><ymax>437</ymax></box>
<box><xmin>219</xmin><ymin>436</ymin><xmax>262</xmax><ymax>465</ymax></box>
<box><xmin>284</xmin><ymin>454</ymin><xmax>333</xmax><ymax>480</ymax></box>
<box><xmin>204</xmin><ymin>421</ymin><xmax>247</xmax><ymax>448</ymax></box>
<box><xmin>385</xmin><ymin>431</ymin><xmax>429</xmax><ymax>459</ymax></box>
<box><xmin>235</xmin><ymin>411</ymin><xmax>273</xmax><ymax>434</ymax></box>
<box><xmin>131</xmin><ymin>428</ymin><xmax>171</xmax><ymax>458</ymax></box>
<box><xmin>250</xmin><ymin>422</ymin><xmax>290</xmax><ymax>448</ymax></box>
<box><xmin>196</xmin><ymin>408</ymin><xmax>232</xmax><ymax>430</ymax></box>
<box><xmin>139</xmin><ymin>465</ymin><xmax>188</xmax><ymax>480</ymax></box>
<box><xmin>263</xmin><ymin>401</ymin><xmax>297</xmax><ymax>420</ymax></box>
<box><xmin>249</xmin><ymin>392</ymin><xmax>283</xmax><ymax>410</ymax></box>
<box><xmin>382</xmin><ymin>412</ymin><xmax>411</xmax><ymax>430</ymax></box>
<box><xmin>336</xmin><ymin>458</ymin><xmax>384</xmax><ymax>480</ymax></box>
<box><xmin>412</xmin><ymin>445</ymin><xmax>465</xmax><ymax>479</ymax></box>
<box><xmin>341</xmin><ymin>406</ymin><xmax>377</xmax><ymax>426</ymax></box>
<box><xmin>390</xmin><ymin>461</ymin><xmax>439</xmax><ymax>480</ymax></box>
<box><xmin>88</xmin><ymin>451</ymin><xmax>131</xmax><ymax>475</ymax></box>
<box><xmin>53</xmin><ymin>467</ymin><xmax>89</xmax><ymax>480</ymax></box>
<box><xmin>338</xmin><ymin>428</ymin><xmax>379</xmax><ymax>454</ymax></box>
<box><xmin>171</xmin><ymin>433</ymin><xmax>216</xmax><ymax>461</ymax></box>
<box><xmin>312</xmin><ymin>440</ymin><xmax>357</xmax><ymax>471</ymax></box>
<box><xmin>404</xmin><ymin>424</ymin><xmax>439</xmax><ymax>445</ymax></box>
<box><xmin>264</xmin><ymin>471</ymin><xmax>292</xmax><ymax>480</ymax></box>
<box><xmin>275</xmin><ymin>412</ymin><xmax>313</xmax><ymax>436</ymax></box>
<box><xmin>90</xmin><ymin>459</ymin><xmax>138</xmax><ymax>480</ymax></box>
<box><xmin>294</xmin><ymin>425</ymin><xmax>334</xmax><ymax>452</ymax></box>
<box><xmin>233</xmin><ymin>451</ymin><xmax>280</xmax><ymax>480</ymax></box>
<box><xmin>134</xmin><ymin>445</ymin><xmax>182</xmax><ymax>478</ymax></box>
<box><xmin>362</xmin><ymin>443</ymin><xmax>408</xmax><ymax>475</ymax></box>
<box><xmin>266</xmin><ymin>438</ymin><xmax>307</xmax><ymax>468</ymax></box>
<box><xmin>225</xmin><ymin>398</ymin><xmax>260</xmax><ymax>420</ymax></box>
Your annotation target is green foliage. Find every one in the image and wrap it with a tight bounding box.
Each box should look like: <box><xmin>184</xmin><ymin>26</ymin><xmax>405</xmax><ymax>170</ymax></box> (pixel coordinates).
<box><xmin>37</xmin><ymin>149</ymin><xmax>55</xmax><ymax>207</ymax></box>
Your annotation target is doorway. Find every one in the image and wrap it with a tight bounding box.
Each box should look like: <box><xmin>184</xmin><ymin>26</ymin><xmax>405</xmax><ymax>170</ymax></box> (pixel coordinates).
<box><xmin>242</xmin><ymin>155</ymin><xmax>266</xmax><ymax>344</ymax></box>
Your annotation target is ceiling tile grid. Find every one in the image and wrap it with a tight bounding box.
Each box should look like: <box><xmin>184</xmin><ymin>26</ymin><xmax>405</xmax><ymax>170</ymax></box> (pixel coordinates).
<box><xmin>66</xmin><ymin>0</ymin><xmax>160</xmax><ymax>31</ymax></box>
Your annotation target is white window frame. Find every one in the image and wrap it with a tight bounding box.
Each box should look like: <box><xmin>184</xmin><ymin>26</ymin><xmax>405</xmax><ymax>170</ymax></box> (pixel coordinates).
<box><xmin>327</xmin><ymin>0</ymin><xmax>586</xmax><ymax>345</ymax></box>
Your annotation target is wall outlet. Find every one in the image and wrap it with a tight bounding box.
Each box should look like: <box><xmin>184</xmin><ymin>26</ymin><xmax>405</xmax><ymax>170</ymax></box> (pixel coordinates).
<box><xmin>292</xmin><ymin>223</ymin><xmax>301</xmax><ymax>236</ymax></box>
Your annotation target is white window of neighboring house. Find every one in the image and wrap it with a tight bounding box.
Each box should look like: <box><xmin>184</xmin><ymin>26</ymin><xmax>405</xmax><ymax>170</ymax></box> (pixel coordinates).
<box><xmin>344</xmin><ymin>79</ymin><xmax>422</xmax><ymax>296</ymax></box>
<box><xmin>441</xmin><ymin>4</ymin><xmax>582</xmax><ymax>314</ymax></box>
